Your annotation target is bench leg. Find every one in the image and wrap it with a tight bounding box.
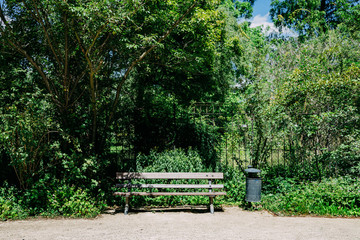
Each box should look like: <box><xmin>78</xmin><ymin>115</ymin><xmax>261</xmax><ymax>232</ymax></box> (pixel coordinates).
<box><xmin>209</xmin><ymin>197</ymin><xmax>214</xmax><ymax>214</ymax></box>
<box><xmin>124</xmin><ymin>196</ymin><xmax>129</xmax><ymax>215</ymax></box>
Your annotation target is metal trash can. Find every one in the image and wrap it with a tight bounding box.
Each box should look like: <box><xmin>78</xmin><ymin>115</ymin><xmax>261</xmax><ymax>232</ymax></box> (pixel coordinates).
<box><xmin>245</xmin><ymin>165</ymin><xmax>261</xmax><ymax>202</ymax></box>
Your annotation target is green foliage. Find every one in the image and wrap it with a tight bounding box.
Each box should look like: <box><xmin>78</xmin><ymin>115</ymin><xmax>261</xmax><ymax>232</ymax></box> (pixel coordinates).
<box><xmin>45</xmin><ymin>184</ymin><xmax>104</xmax><ymax>218</ymax></box>
<box><xmin>270</xmin><ymin>0</ymin><xmax>360</xmax><ymax>36</ymax></box>
<box><xmin>223</xmin><ymin>30</ymin><xmax>360</xmax><ymax>179</ymax></box>
<box><xmin>1</xmin><ymin>0</ymin><xmax>360</xmax><ymax>220</ymax></box>
<box><xmin>137</xmin><ymin>149</ymin><xmax>206</xmax><ymax>172</ymax></box>
<box><xmin>269</xmin><ymin>31</ymin><xmax>360</xmax><ymax>178</ymax></box>
<box><xmin>0</xmin><ymin>0</ymin><xmax>247</xmax><ymax>218</ymax></box>
<box><xmin>0</xmin><ymin>82</ymin><xmax>57</xmax><ymax>189</ymax></box>
<box><xmin>0</xmin><ymin>184</ymin><xmax>28</xmax><ymax>220</ymax></box>
<box><xmin>1</xmin><ymin>0</ymin><xmax>228</xmax><ymax>165</ymax></box>
<box><xmin>259</xmin><ymin>176</ymin><xmax>360</xmax><ymax>217</ymax></box>
<box><xmin>0</xmin><ymin>180</ymin><xmax>105</xmax><ymax>221</ymax></box>
<box><xmin>221</xmin><ymin>166</ymin><xmax>246</xmax><ymax>204</ymax></box>
<box><xmin>221</xmin><ymin>0</ymin><xmax>255</xmax><ymax>19</ymax></box>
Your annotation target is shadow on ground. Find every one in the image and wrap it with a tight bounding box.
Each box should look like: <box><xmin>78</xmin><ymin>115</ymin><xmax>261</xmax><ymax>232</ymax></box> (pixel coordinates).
<box><xmin>105</xmin><ymin>205</ymin><xmax>225</xmax><ymax>215</ymax></box>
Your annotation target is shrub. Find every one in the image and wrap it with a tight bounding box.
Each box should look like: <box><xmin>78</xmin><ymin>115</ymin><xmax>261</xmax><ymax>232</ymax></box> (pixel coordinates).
<box><xmin>46</xmin><ymin>185</ymin><xmax>105</xmax><ymax>218</ymax></box>
<box><xmin>0</xmin><ymin>184</ymin><xmax>28</xmax><ymax>220</ymax></box>
<box><xmin>0</xmin><ymin>180</ymin><xmax>106</xmax><ymax>220</ymax></box>
<box><xmin>137</xmin><ymin>148</ymin><xmax>206</xmax><ymax>172</ymax></box>
<box><xmin>258</xmin><ymin>176</ymin><xmax>360</xmax><ymax>217</ymax></box>
<box><xmin>221</xmin><ymin>165</ymin><xmax>246</xmax><ymax>204</ymax></box>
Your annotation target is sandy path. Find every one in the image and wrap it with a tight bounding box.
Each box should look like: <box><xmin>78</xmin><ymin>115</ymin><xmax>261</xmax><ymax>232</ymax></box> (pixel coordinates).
<box><xmin>1</xmin><ymin>207</ymin><xmax>359</xmax><ymax>240</ymax></box>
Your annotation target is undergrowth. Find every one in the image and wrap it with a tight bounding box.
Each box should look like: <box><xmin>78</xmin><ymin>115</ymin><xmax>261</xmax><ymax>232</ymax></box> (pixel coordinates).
<box><xmin>256</xmin><ymin>176</ymin><xmax>360</xmax><ymax>217</ymax></box>
<box><xmin>1</xmin><ymin>149</ymin><xmax>359</xmax><ymax>220</ymax></box>
<box><xmin>0</xmin><ymin>181</ymin><xmax>105</xmax><ymax>220</ymax></box>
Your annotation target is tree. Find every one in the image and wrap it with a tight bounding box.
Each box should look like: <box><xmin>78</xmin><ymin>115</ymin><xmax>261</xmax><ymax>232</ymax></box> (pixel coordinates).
<box><xmin>221</xmin><ymin>0</ymin><xmax>256</xmax><ymax>19</ymax></box>
<box><xmin>0</xmin><ymin>0</ymin><xmax>215</xmax><ymax>147</ymax></box>
<box><xmin>110</xmin><ymin>1</ymin><xmax>256</xmax><ymax>160</ymax></box>
<box><xmin>0</xmin><ymin>0</ymin><xmax>227</xmax><ymax>187</ymax></box>
<box><xmin>251</xmin><ymin>30</ymin><xmax>360</xmax><ymax>176</ymax></box>
<box><xmin>270</xmin><ymin>0</ymin><xmax>360</xmax><ymax>36</ymax></box>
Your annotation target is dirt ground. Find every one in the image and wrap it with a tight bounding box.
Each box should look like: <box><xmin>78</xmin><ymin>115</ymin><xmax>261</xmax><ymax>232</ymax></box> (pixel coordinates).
<box><xmin>1</xmin><ymin>207</ymin><xmax>360</xmax><ymax>240</ymax></box>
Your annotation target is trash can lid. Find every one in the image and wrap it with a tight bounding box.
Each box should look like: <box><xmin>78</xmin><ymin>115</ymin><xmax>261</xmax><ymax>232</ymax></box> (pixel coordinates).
<box><xmin>245</xmin><ymin>168</ymin><xmax>261</xmax><ymax>173</ymax></box>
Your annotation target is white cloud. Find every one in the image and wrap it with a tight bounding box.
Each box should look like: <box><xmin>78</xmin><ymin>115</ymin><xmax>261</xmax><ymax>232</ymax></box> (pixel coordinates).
<box><xmin>249</xmin><ymin>13</ymin><xmax>297</xmax><ymax>37</ymax></box>
<box><xmin>250</xmin><ymin>13</ymin><xmax>274</xmax><ymax>29</ymax></box>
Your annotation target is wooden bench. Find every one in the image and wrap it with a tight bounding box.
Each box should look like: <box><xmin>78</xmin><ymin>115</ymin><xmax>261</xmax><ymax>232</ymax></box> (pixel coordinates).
<box><xmin>113</xmin><ymin>172</ymin><xmax>226</xmax><ymax>214</ymax></box>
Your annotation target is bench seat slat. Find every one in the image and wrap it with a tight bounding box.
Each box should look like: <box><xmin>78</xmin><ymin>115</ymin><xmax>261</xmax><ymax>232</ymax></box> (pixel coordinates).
<box><xmin>116</xmin><ymin>172</ymin><xmax>223</xmax><ymax>180</ymax></box>
<box><xmin>113</xmin><ymin>192</ymin><xmax>227</xmax><ymax>197</ymax></box>
<box><xmin>115</xmin><ymin>184</ymin><xmax>224</xmax><ymax>189</ymax></box>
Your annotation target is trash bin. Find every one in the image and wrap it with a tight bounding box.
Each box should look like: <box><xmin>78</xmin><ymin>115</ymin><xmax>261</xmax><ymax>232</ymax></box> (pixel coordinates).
<box><xmin>245</xmin><ymin>165</ymin><xmax>261</xmax><ymax>202</ymax></box>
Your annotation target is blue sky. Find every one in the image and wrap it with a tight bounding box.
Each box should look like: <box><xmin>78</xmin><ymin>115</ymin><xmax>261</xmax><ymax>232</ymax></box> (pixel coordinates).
<box><xmin>253</xmin><ymin>0</ymin><xmax>272</xmax><ymax>16</ymax></box>
<box><xmin>250</xmin><ymin>0</ymin><xmax>274</xmax><ymax>29</ymax></box>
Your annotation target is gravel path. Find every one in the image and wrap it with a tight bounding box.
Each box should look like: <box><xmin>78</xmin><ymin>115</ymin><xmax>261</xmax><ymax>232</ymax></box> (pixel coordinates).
<box><xmin>1</xmin><ymin>207</ymin><xmax>360</xmax><ymax>240</ymax></box>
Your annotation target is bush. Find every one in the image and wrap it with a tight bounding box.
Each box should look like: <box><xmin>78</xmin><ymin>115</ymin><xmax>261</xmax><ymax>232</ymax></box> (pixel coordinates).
<box><xmin>0</xmin><ymin>180</ymin><xmax>106</xmax><ymax>220</ymax></box>
<box><xmin>46</xmin><ymin>185</ymin><xmax>105</xmax><ymax>218</ymax></box>
<box><xmin>137</xmin><ymin>148</ymin><xmax>206</xmax><ymax>172</ymax></box>
<box><xmin>221</xmin><ymin>165</ymin><xmax>246</xmax><ymax>204</ymax></box>
<box><xmin>258</xmin><ymin>176</ymin><xmax>360</xmax><ymax>217</ymax></box>
<box><xmin>0</xmin><ymin>184</ymin><xmax>28</xmax><ymax>220</ymax></box>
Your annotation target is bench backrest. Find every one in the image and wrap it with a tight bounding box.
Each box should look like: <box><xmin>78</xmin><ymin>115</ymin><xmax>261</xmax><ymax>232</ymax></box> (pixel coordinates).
<box><xmin>116</xmin><ymin>172</ymin><xmax>223</xmax><ymax>180</ymax></box>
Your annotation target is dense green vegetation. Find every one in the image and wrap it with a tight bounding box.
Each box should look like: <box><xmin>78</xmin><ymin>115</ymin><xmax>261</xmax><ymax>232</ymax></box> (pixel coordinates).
<box><xmin>270</xmin><ymin>0</ymin><xmax>360</xmax><ymax>36</ymax></box>
<box><xmin>1</xmin><ymin>0</ymin><xmax>359</xmax><ymax>220</ymax></box>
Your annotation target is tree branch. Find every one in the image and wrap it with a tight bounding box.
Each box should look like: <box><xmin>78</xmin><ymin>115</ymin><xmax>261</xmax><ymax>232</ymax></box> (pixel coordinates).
<box><xmin>5</xmin><ymin>37</ymin><xmax>62</xmax><ymax>107</ymax></box>
<box><xmin>28</xmin><ymin>0</ymin><xmax>63</xmax><ymax>66</ymax></box>
<box><xmin>1</xmin><ymin>5</ymin><xmax>61</xmax><ymax>107</ymax></box>
<box><xmin>64</xmin><ymin>12</ymin><xmax>70</xmax><ymax>107</ymax></box>
<box><xmin>86</xmin><ymin>22</ymin><xmax>109</xmax><ymax>57</ymax></box>
<box><xmin>0</xmin><ymin>4</ymin><xmax>11</xmax><ymax>30</ymax></box>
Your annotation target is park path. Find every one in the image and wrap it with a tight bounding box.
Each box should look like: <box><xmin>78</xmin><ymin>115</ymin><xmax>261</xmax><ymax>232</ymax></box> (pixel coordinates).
<box><xmin>1</xmin><ymin>207</ymin><xmax>360</xmax><ymax>240</ymax></box>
